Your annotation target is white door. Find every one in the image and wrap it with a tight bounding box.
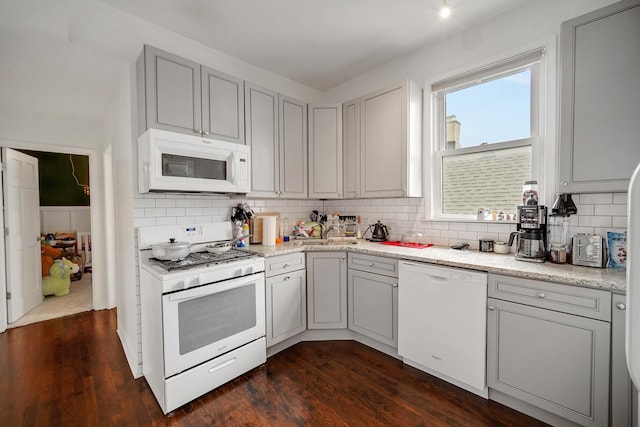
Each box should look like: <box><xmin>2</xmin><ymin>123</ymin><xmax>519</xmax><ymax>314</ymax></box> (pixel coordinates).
<box><xmin>2</xmin><ymin>148</ymin><xmax>42</xmax><ymax>323</ymax></box>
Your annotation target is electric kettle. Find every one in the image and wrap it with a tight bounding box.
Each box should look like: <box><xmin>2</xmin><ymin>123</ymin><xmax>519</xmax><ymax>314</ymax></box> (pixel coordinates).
<box><xmin>365</xmin><ymin>221</ymin><xmax>389</xmax><ymax>242</ymax></box>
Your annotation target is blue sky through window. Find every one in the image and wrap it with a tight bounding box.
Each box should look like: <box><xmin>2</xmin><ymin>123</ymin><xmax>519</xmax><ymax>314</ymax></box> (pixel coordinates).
<box><xmin>445</xmin><ymin>69</ymin><xmax>531</xmax><ymax>148</ymax></box>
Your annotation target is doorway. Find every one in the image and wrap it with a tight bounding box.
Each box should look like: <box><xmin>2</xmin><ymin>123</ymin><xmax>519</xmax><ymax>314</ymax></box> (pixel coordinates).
<box><xmin>4</xmin><ymin>149</ymin><xmax>93</xmax><ymax>328</ymax></box>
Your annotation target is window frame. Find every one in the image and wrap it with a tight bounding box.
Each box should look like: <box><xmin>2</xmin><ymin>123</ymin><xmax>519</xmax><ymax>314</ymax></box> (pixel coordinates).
<box><xmin>426</xmin><ymin>47</ymin><xmax>547</xmax><ymax>221</ymax></box>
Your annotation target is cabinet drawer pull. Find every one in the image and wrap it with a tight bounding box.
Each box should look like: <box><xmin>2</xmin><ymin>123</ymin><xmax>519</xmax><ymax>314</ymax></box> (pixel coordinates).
<box><xmin>283</xmin><ymin>263</ymin><xmax>290</xmax><ymax>268</ymax></box>
<box><xmin>369</xmin><ymin>263</ymin><xmax>375</xmax><ymax>267</ymax></box>
<box><xmin>488</xmin><ymin>306</ymin><xmax>495</xmax><ymax>311</ymax></box>
<box><xmin>616</xmin><ymin>303</ymin><xmax>626</xmax><ymax>310</ymax></box>
<box><xmin>537</xmin><ymin>292</ymin><xmax>546</xmax><ymax>299</ymax></box>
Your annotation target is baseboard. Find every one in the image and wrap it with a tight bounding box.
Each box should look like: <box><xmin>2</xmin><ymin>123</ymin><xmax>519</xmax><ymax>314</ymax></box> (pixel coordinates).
<box><xmin>118</xmin><ymin>327</ymin><xmax>142</xmax><ymax>378</ymax></box>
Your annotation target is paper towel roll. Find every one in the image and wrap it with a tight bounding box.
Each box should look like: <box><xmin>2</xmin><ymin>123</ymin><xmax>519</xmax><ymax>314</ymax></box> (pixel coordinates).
<box><xmin>262</xmin><ymin>216</ymin><xmax>277</xmax><ymax>246</ymax></box>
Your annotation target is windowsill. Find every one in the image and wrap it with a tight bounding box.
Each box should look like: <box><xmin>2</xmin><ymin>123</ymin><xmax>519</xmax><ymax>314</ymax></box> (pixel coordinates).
<box><xmin>421</xmin><ymin>217</ymin><xmax>517</xmax><ymax>225</ymax></box>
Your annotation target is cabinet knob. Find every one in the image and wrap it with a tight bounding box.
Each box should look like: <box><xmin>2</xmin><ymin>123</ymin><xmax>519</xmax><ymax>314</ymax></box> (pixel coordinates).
<box><xmin>203</xmin><ymin>131</ymin><xmax>209</xmax><ymax>135</ymax></box>
<box><xmin>392</xmin><ymin>283</ymin><xmax>398</xmax><ymax>288</ymax></box>
<box><xmin>284</xmin><ymin>275</ymin><xmax>291</xmax><ymax>281</ymax></box>
<box><xmin>616</xmin><ymin>303</ymin><xmax>627</xmax><ymax>310</ymax></box>
<box><xmin>369</xmin><ymin>263</ymin><xmax>374</xmax><ymax>267</ymax></box>
<box><xmin>283</xmin><ymin>263</ymin><xmax>290</xmax><ymax>268</ymax></box>
<box><xmin>561</xmin><ymin>181</ymin><xmax>568</xmax><ymax>187</ymax></box>
<box><xmin>537</xmin><ymin>292</ymin><xmax>545</xmax><ymax>299</ymax></box>
<box><xmin>488</xmin><ymin>306</ymin><xmax>495</xmax><ymax>311</ymax></box>
<box><xmin>194</xmin><ymin>129</ymin><xmax>202</xmax><ymax>134</ymax></box>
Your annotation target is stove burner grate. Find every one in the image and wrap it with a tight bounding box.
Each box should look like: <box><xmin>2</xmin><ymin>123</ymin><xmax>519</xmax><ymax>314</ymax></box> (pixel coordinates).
<box><xmin>150</xmin><ymin>248</ymin><xmax>254</xmax><ymax>271</ymax></box>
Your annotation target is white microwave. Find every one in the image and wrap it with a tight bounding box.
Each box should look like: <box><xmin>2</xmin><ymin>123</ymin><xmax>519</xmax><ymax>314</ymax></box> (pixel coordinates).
<box><xmin>138</xmin><ymin>129</ymin><xmax>250</xmax><ymax>193</ymax></box>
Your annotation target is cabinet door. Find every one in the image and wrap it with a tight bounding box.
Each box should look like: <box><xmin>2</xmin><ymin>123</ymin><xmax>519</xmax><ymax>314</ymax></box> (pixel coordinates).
<box><xmin>487</xmin><ymin>298</ymin><xmax>610</xmax><ymax>427</ymax></box>
<box><xmin>279</xmin><ymin>95</ymin><xmax>308</xmax><ymax>198</ymax></box>
<box><xmin>611</xmin><ymin>293</ymin><xmax>636</xmax><ymax>427</ymax></box>
<box><xmin>307</xmin><ymin>252</ymin><xmax>347</xmax><ymax>329</ymax></box>
<box><xmin>342</xmin><ymin>98</ymin><xmax>360</xmax><ymax>199</ymax></box>
<box><xmin>308</xmin><ymin>104</ymin><xmax>343</xmax><ymax>199</ymax></box>
<box><xmin>559</xmin><ymin>1</ymin><xmax>640</xmax><ymax>192</ymax></box>
<box><xmin>245</xmin><ymin>83</ymin><xmax>279</xmax><ymax>197</ymax></box>
<box><xmin>360</xmin><ymin>84</ymin><xmax>404</xmax><ymax>198</ymax></box>
<box><xmin>266</xmin><ymin>269</ymin><xmax>306</xmax><ymax>347</ymax></box>
<box><xmin>142</xmin><ymin>46</ymin><xmax>202</xmax><ymax>136</ymax></box>
<box><xmin>348</xmin><ymin>269</ymin><xmax>397</xmax><ymax>347</ymax></box>
<box><xmin>201</xmin><ymin>67</ymin><xmax>245</xmax><ymax>144</ymax></box>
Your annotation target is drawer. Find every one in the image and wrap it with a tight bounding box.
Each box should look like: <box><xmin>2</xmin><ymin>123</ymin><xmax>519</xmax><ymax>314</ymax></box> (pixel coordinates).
<box><xmin>265</xmin><ymin>252</ymin><xmax>305</xmax><ymax>278</ymax></box>
<box><xmin>488</xmin><ymin>274</ymin><xmax>611</xmax><ymax>321</ymax></box>
<box><xmin>348</xmin><ymin>252</ymin><xmax>398</xmax><ymax>278</ymax></box>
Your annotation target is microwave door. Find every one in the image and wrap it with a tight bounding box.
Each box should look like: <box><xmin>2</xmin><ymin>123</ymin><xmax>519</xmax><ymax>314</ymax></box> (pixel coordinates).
<box><xmin>151</xmin><ymin>139</ymin><xmax>238</xmax><ymax>192</ymax></box>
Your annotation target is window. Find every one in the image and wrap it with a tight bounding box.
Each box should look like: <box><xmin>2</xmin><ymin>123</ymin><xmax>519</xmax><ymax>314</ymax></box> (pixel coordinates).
<box><xmin>430</xmin><ymin>49</ymin><xmax>545</xmax><ymax>220</ymax></box>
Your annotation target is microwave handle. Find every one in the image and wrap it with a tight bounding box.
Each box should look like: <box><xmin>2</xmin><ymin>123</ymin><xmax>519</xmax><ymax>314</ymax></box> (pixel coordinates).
<box><xmin>229</xmin><ymin>152</ymin><xmax>238</xmax><ymax>185</ymax></box>
<box><xmin>143</xmin><ymin>161</ymin><xmax>150</xmax><ymax>190</ymax></box>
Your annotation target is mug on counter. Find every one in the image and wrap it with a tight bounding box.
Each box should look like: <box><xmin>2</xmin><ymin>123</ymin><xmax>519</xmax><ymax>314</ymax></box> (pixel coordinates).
<box><xmin>479</xmin><ymin>239</ymin><xmax>494</xmax><ymax>252</ymax></box>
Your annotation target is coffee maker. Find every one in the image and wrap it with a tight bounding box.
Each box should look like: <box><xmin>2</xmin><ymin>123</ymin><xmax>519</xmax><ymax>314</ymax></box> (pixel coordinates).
<box><xmin>508</xmin><ymin>205</ymin><xmax>548</xmax><ymax>262</ymax></box>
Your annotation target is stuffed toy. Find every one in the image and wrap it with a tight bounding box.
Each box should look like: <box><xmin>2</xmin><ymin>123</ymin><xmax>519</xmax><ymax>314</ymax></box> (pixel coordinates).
<box><xmin>41</xmin><ymin>244</ymin><xmax>62</xmax><ymax>279</ymax></box>
<box><xmin>42</xmin><ymin>257</ymin><xmax>79</xmax><ymax>297</ymax></box>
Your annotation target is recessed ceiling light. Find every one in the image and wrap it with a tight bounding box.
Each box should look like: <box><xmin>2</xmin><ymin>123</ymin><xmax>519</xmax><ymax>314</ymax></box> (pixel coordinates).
<box><xmin>440</xmin><ymin>0</ymin><xmax>451</xmax><ymax>18</ymax></box>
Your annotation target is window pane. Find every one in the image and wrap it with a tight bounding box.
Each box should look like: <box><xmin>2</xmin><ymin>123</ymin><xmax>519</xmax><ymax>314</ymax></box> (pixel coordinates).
<box><xmin>442</xmin><ymin>145</ymin><xmax>531</xmax><ymax>216</ymax></box>
<box><xmin>445</xmin><ymin>70</ymin><xmax>531</xmax><ymax>149</ymax></box>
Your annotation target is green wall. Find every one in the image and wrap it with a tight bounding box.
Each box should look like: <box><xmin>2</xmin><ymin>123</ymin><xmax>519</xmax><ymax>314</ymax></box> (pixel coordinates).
<box><xmin>19</xmin><ymin>150</ymin><xmax>90</xmax><ymax>206</ymax></box>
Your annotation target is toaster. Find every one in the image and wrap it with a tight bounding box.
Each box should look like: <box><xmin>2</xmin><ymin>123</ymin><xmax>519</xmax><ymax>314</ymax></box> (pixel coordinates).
<box><xmin>572</xmin><ymin>234</ymin><xmax>607</xmax><ymax>267</ymax></box>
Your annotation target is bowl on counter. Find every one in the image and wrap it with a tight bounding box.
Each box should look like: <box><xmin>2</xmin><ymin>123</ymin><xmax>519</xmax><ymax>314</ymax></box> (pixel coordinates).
<box><xmin>493</xmin><ymin>241</ymin><xmax>511</xmax><ymax>254</ymax></box>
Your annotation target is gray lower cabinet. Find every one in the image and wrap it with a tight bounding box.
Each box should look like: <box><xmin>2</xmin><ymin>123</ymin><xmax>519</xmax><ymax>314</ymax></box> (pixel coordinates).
<box><xmin>347</xmin><ymin>253</ymin><xmax>398</xmax><ymax>347</ymax></box>
<box><xmin>306</xmin><ymin>252</ymin><xmax>347</xmax><ymax>329</ymax></box>
<box><xmin>611</xmin><ymin>293</ymin><xmax>637</xmax><ymax>427</ymax></box>
<box><xmin>137</xmin><ymin>45</ymin><xmax>244</xmax><ymax>143</ymax></box>
<box><xmin>265</xmin><ymin>253</ymin><xmax>306</xmax><ymax>347</ymax></box>
<box><xmin>487</xmin><ymin>274</ymin><xmax>611</xmax><ymax>427</ymax></box>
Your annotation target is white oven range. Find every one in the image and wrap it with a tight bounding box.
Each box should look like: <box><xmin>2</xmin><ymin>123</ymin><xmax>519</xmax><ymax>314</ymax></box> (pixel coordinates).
<box><xmin>138</xmin><ymin>222</ymin><xmax>266</xmax><ymax>414</ymax></box>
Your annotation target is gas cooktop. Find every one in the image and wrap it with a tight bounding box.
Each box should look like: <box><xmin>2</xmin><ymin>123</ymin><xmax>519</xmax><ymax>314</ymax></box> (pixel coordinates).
<box><xmin>149</xmin><ymin>248</ymin><xmax>254</xmax><ymax>271</ymax></box>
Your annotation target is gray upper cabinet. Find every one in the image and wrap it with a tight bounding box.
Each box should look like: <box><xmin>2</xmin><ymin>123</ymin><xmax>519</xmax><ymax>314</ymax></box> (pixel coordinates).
<box><xmin>360</xmin><ymin>80</ymin><xmax>422</xmax><ymax>198</ymax></box>
<box><xmin>245</xmin><ymin>85</ymin><xmax>308</xmax><ymax>198</ymax></box>
<box><xmin>342</xmin><ymin>98</ymin><xmax>361</xmax><ymax>199</ymax></box>
<box><xmin>245</xmin><ymin>83</ymin><xmax>279</xmax><ymax>197</ymax></box>
<box><xmin>201</xmin><ymin>66</ymin><xmax>245</xmax><ymax>143</ymax></box>
<box><xmin>137</xmin><ymin>45</ymin><xmax>245</xmax><ymax>143</ymax></box>
<box><xmin>559</xmin><ymin>0</ymin><xmax>640</xmax><ymax>193</ymax></box>
<box><xmin>279</xmin><ymin>95</ymin><xmax>308</xmax><ymax>198</ymax></box>
<box><xmin>309</xmin><ymin>104</ymin><xmax>343</xmax><ymax>199</ymax></box>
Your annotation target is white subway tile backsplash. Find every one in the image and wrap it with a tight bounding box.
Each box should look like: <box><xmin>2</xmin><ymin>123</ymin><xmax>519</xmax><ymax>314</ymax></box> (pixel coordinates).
<box><xmin>578</xmin><ymin>215</ymin><xmax>612</xmax><ymax>228</ymax></box>
<box><xmin>155</xmin><ymin>199</ymin><xmax>177</xmax><ymax>208</ymax></box>
<box><xmin>133</xmin><ymin>198</ymin><xmax>157</xmax><ymax>208</ymax></box>
<box><xmin>613</xmin><ymin>193</ymin><xmax>628</xmax><ymax>204</ymax></box>
<box><xmin>156</xmin><ymin>216</ymin><xmax>177</xmax><ymax>226</ymax></box>
<box><xmin>578</xmin><ymin>193</ymin><xmax>613</xmax><ymax>205</ymax></box>
<box><xmin>594</xmin><ymin>204</ymin><xmax>627</xmax><ymax>216</ymax></box>
<box><xmin>176</xmin><ymin>199</ymin><xmax>195</xmax><ymax>208</ymax></box>
<box><xmin>613</xmin><ymin>216</ymin><xmax>628</xmax><ymax>228</ymax></box>
<box><xmin>575</xmin><ymin>204</ymin><xmax>594</xmax><ymax>216</ymax></box>
<box><xmin>166</xmin><ymin>208</ymin><xmax>186</xmax><ymax>217</ymax></box>
<box><xmin>144</xmin><ymin>208</ymin><xmax>166</xmax><ymax>217</ymax></box>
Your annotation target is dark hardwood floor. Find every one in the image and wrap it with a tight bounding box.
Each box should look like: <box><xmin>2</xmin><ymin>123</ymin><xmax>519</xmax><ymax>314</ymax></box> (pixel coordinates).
<box><xmin>0</xmin><ymin>309</ymin><xmax>548</xmax><ymax>426</ymax></box>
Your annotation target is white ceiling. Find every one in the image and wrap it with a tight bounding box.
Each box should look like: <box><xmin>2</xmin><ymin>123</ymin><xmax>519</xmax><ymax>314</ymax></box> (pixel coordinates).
<box><xmin>0</xmin><ymin>0</ymin><xmax>530</xmax><ymax>124</ymax></box>
<box><xmin>100</xmin><ymin>0</ymin><xmax>530</xmax><ymax>91</ymax></box>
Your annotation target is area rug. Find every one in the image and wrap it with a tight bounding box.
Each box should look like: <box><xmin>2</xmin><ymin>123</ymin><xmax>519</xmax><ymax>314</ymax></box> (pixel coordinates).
<box><xmin>8</xmin><ymin>273</ymin><xmax>93</xmax><ymax>328</ymax></box>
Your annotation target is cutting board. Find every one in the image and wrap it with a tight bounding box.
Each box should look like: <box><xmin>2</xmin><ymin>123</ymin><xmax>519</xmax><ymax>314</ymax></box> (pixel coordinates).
<box><xmin>250</xmin><ymin>212</ymin><xmax>280</xmax><ymax>244</ymax></box>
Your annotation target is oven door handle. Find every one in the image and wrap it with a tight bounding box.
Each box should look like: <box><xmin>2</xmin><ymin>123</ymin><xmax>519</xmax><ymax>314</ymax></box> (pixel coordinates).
<box><xmin>166</xmin><ymin>274</ymin><xmax>260</xmax><ymax>302</ymax></box>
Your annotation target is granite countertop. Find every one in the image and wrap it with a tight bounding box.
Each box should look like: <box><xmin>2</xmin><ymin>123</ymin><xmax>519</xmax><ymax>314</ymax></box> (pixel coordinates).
<box><xmin>243</xmin><ymin>241</ymin><xmax>627</xmax><ymax>293</ymax></box>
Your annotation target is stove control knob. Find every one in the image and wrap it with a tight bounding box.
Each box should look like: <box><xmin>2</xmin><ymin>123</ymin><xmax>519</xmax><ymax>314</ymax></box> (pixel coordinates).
<box><xmin>245</xmin><ymin>266</ymin><xmax>254</xmax><ymax>275</ymax></box>
<box><xmin>190</xmin><ymin>277</ymin><xmax>201</xmax><ymax>287</ymax></box>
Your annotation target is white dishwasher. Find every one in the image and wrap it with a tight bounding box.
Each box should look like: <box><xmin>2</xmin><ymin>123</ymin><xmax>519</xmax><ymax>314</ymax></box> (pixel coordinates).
<box><xmin>398</xmin><ymin>261</ymin><xmax>488</xmax><ymax>397</ymax></box>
